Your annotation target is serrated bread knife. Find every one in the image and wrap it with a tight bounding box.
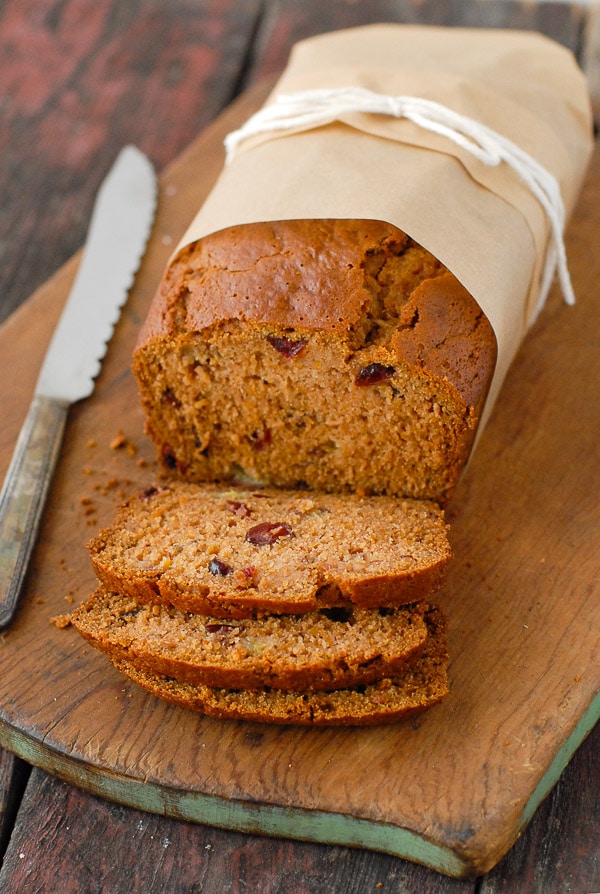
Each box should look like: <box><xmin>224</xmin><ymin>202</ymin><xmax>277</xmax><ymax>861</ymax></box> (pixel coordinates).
<box><xmin>0</xmin><ymin>145</ymin><xmax>157</xmax><ymax>629</ymax></box>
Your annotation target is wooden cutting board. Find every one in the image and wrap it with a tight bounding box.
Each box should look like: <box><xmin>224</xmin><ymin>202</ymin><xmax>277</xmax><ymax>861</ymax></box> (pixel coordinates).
<box><xmin>0</xmin><ymin>83</ymin><xmax>598</xmax><ymax>879</ymax></box>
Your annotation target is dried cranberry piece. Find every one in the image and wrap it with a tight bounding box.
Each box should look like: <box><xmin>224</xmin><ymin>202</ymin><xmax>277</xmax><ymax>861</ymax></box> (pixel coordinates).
<box><xmin>161</xmin><ymin>387</ymin><xmax>181</xmax><ymax>408</ymax></box>
<box><xmin>161</xmin><ymin>445</ymin><xmax>178</xmax><ymax>470</ymax></box>
<box><xmin>208</xmin><ymin>558</ymin><xmax>233</xmax><ymax>576</ymax></box>
<box><xmin>160</xmin><ymin>445</ymin><xmax>188</xmax><ymax>475</ymax></box>
<box><xmin>139</xmin><ymin>486</ymin><xmax>159</xmax><ymax>500</ymax></box>
<box><xmin>205</xmin><ymin>623</ymin><xmax>236</xmax><ymax>635</ymax></box>
<box><xmin>355</xmin><ymin>363</ymin><xmax>396</xmax><ymax>386</ymax></box>
<box><xmin>226</xmin><ymin>500</ymin><xmax>252</xmax><ymax>517</ymax></box>
<box><xmin>250</xmin><ymin>427</ymin><xmax>272</xmax><ymax>452</ymax></box>
<box><xmin>245</xmin><ymin>522</ymin><xmax>294</xmax><ymax>545</ymax></box>
<box><xmin>266</xmin><ymin>335</ymin><xmax>307</xmax><ymax>358</ymax></box>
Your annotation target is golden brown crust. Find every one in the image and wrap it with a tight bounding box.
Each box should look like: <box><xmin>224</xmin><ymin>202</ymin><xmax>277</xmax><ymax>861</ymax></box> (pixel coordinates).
<box><xmin>133</xmin><ymin>220</ymin><xmax>496</xmax><ymax>504</ymax></box>
<box><xmin>135</xmin><ymin>220</ymin><xmax>404</xmax><ymax>344</ymax></box>
<box><xmin>391</xmin><ymin>271</ymin><xmax>496</xmax><ymax>419</ymax></box>
<box><xmin>136</xmin><ymin>219</ymin><xmax>496</xmax><ymax>411</ymax></box>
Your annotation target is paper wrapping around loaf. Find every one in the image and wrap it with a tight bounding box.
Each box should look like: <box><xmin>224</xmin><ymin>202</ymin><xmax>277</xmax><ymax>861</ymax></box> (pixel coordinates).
<box><xmin>173</xmin><ymin>24</ymin><xmax>593</xmax><ymax>427</ymax></box>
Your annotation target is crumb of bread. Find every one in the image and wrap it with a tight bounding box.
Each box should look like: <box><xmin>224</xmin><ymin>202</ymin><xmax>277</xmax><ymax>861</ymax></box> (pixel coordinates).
<box><xmin>109</xmin><ymin>430</ymin><xmax>138</xmax><ymax>458</ymax></box>
<box><xmin>51</xmin><ymin>614</ymin><xmax>72</xmax><ymax>629</ymax></box>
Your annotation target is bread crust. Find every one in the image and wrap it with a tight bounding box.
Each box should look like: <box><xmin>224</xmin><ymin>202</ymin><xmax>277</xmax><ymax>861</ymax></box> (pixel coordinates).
<box><xmin>87</xmin><ymin>483</ymin><xmax>451</xmax><ymax>619</ymax></box>
<box><xmin>71</xmin><ymin>589</ymin><xmax>432</xmax><ymax>692</ymax></box>
<box><xmin>109</xmin><ymin>607</ymin><xmax>448</xmax><ymax>726</ymax></box>
<box><xmin>133</xmin><ymin>220</ymin><xmax>497</xmax><ymax>503</ymax></box>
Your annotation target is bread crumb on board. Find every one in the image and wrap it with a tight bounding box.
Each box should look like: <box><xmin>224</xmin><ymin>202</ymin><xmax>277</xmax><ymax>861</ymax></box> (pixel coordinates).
<box><xmin>50</xmin><ymin>614</ymin><xmax>72</xmax><ymax>629</ymax></box>
<box><xmin>110</xmin><ymin>431</ymin><xmax>137</xmax><ymax>456</ymax></box>
<box><xmin>51</xmin><ymin>431</ymin><xmax>158</xmax><ymax>632</ymax></box>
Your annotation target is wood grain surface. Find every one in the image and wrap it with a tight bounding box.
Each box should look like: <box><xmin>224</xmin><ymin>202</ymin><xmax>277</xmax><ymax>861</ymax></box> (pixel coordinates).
<box><xmin>0</xmin><ymin>1</ymin><xmax>598</xmax><ymax>890</ymax></box>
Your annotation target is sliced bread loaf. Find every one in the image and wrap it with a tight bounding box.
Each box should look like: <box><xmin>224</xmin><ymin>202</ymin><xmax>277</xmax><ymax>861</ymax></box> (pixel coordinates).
<box><xmin>133</xmin><ymin>220</ymin><xmax>496</xmax><ymax>504</ymax></box>
<box><xmin>71</xmin><ymin>588</ymin><xmax>430</xmax><ymax>691</ymax></box>
<box><xmin>109</xmin><ymin>607</ymin><xmax>448</xmax><ymax>726</ymax></box>
<box><xmin>87</xmin><ymin>482</ymin><xmax>451</xmax><ymax>618</ymax></box>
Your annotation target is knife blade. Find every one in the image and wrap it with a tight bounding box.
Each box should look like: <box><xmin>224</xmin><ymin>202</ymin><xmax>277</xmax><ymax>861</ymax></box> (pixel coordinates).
<box><xmin>0</xmin><ymin>145</ymin><xmax>157</xmax><ymax>629</ymax></box>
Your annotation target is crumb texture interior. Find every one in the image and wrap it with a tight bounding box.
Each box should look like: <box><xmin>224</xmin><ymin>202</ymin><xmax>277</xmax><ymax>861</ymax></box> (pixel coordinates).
<box><xmin>133</xmin><ymin>220</ymin><xmax>497</xmax><ymax>504</ymax></box>
<box><xmin>110</xmin><ymin>606</ymin><xmax>449</xmax><ymax>726</ymax></box>
<box><xmin>71</xmin><ymin>588</ymin><xmax>432</xmax><ymax>692</ymax></box>
<box><xmin>87</xmin><ymin>483</ymin><xmax>451</xmax><ymax>617</ymax></box>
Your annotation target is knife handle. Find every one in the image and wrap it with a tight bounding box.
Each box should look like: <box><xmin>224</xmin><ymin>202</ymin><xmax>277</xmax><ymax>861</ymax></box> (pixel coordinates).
<box><xmin>0</xmin><ymin>395</ymin><xmax>68</xmax><ymax>629</ymax></box>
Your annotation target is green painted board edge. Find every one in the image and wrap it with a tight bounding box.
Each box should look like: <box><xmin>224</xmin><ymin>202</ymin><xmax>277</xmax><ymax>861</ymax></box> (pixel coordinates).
<box><xmin>0</xmin><ymin>720</ymin><xmax>465</xmax><ymax>877</ymax></box>
<box><xmin>1</xmin><ymin>692</ymin><xmax>598</xmax><ymax>879</ymax></box>
<box><xmin>520</xmin><ymin>690</ymin><xmax>600</xmax><ymax>827</ymax></box>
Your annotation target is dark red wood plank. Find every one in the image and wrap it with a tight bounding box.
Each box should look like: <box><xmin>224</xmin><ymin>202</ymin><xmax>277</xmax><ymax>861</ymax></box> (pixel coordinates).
<box><xmin>0</xmin><ymin>0</ymin><xmax>263</xmax><ymax>325</ymax></box>
<box><xmin>248</xmin><ymin>0</ymin><xmax>586</xmax><ymax>84</ymax></box>
<box><xmin>0</xmin><ymin>749</ymin><xmax>30</xmax><ymax>863</ymax></box>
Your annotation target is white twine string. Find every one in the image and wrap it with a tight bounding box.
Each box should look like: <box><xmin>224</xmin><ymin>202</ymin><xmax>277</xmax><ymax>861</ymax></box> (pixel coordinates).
<box><xmin>224</xmin><ymin>86</ymin><xmax>574</xmax><ymax>314</ymax></box>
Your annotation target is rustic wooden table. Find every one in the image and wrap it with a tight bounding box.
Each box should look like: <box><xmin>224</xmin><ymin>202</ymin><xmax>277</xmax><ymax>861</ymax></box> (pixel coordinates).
<box><xmin>0</xmin><ymin>1</ymin><xmax>598</xmax><ymax>890</ymax></box>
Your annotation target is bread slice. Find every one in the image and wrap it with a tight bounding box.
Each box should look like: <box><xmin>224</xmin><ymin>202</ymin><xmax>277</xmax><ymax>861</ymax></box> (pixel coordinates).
<box><xmin>87</xmin><ymin>482</ymin><xmax>451</xmax><ymax>618</ymax></box>
<box><xmin>71</xmin><ymin>588</ymin><xmax>431</xmax><ymax>691</ymax></box>
<box><xmin>133</xmin><ymin>220</ymin><xmax>496</xmax><ymax>504</ymax></box>
<box><xmin>110</xmin><ymin>607</ymin><xmax>448</xmax><ymax>726</ymax></box>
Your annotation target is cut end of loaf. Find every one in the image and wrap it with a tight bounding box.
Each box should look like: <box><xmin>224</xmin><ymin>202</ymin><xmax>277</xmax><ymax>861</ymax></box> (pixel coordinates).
<box><xmin>132</xmin><ymin>220</ymin><xmax>496</xmax><ymax>504</ymax></box>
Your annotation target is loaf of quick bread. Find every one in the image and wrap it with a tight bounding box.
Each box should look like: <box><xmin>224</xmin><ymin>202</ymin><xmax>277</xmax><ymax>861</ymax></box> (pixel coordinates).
<box><xmin>133</xmin><ymin>220</ymin><xmax>497</xmax><ymax>504</ymax></box>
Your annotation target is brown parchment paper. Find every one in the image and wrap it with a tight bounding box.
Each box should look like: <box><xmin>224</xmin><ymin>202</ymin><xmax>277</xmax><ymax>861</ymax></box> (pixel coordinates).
<box><xmin>173</xmin><ymin>24</ymin><xmax>593</xmax><ymax>429</ymax></box>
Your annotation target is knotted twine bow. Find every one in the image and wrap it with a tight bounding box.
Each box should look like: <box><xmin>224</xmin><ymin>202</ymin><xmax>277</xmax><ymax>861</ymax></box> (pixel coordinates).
<box><xmin>224</xmin><ymin>86</ymin><xmax>575</xmax><ymax>318</ymax></box>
